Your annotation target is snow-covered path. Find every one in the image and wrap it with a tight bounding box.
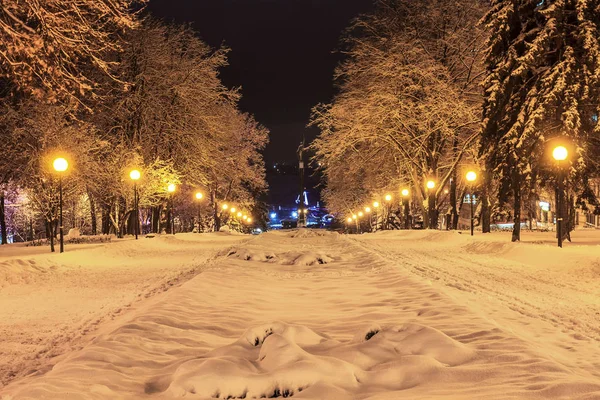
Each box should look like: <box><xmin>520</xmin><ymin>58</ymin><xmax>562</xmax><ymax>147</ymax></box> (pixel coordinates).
<box><xmin>0</xmin><ymin>234</ymin><xmax>248</xmax><ymax>389</ymax></box>
<box><xmin>2</xmin><ymin>230</ymin><xmax>599</xmax><ymax>399</ymax></box>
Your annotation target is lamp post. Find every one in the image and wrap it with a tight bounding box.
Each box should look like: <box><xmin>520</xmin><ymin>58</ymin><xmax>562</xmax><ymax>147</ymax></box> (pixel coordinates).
<box><xmin>130</xmin><ymin>170</ymin><xmax>141</xmax><ymax>240</ymax></box>
<box><xmin>195</xmin><ymin>192</ymin><xmax>203</xmax><ymax>233</ymax></box>
<box><xmin>365</xmin><ymin>207</ymin><xmax>372</xmax><ymax>232</ymax></box>
<box><xmin>167</xmin><ymin>183</ymin><xmax>176</xmax><ymax>235</ymax></box>
<box><xmin>426</xmin><ymin>180</ymin><xmax>436</xmax><ymax>229</ymax></box>
<box><xmin>401</xmin><ymin>189</ymin><xmax>410</xmax><ymax>229</ymax></box>
<box><xmin>53</xmin><ymin>157</ymin><xmax>69</xmax><ymax>253</ymax></box>
<box><xmin>553</xmin><ymin>145</ymin><xmax>568</xmax><ymax>248</ymax></box>
<box><xmin>384</xmin><ymin>194</ymin><xmax>392</xmax><ymax>230</ymax></box>
<box><xmin>466</xmin><ymin>171</ymin><xmax>477</xmax><ymax>236</ymax></box>
<box><xmin>373</xmin><ymin>201</ymin><xmax>380</xmax><ymax>231</ymax></box>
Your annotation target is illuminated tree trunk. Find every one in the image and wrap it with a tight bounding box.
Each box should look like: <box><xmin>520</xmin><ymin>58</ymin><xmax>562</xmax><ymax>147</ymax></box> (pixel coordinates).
<box><xmin>0</xmin><ymin>191</ymin><xmax>7</xmax><ymax>245</ymax></box>
<box><xmin>88</xmin><ymin>190</ymin><xmax>97</xmax><ymax>235</ymax></box>
<box><xmin>511</xmin><ymin>173</ymin><xmax>521</xmax><ymax>242</ymax></box>
<box><xmin>481</xmin><ymin>170</ymin><xmax>491</xmax><ymax>233</ymax></box>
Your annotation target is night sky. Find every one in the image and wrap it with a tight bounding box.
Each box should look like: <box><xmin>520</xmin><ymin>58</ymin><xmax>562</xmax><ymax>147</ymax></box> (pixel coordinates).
<box><xmin>147</xmin><ymin>0</ymin><xmax>374</xmax><ymax>164</ymax></box>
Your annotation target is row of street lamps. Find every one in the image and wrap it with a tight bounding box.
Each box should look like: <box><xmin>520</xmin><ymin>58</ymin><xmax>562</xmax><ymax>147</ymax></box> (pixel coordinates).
<box><xmin>128</xmin><ymin>172</ymin><xmax>254</xmax><ymax>236</ymax></box>
<box><xmin>49</xmin><ymin>158</ymin><xmax>256</xmax><ymax>253</ymax></box>
<box><xmin>346</xmin><ymin>171</ymin><xmax>479</xmax><ymax>235</ymax></box>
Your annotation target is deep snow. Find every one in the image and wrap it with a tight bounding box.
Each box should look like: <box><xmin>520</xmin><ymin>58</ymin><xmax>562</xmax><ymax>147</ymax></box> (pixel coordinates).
<box><xmin>1</xmin><ymin>229</ymin><xmax>600</xmax><ymax>399</ymax></box>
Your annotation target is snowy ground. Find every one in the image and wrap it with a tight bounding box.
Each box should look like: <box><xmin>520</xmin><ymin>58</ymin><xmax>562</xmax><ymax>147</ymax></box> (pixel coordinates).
<box><xmin>1</xmin><ymin>229</ymin><xmax>600</xmax><ymax>399</ymax></box>
<box><xmin>0</xmin><ymin>233</ymin><xmax>248</xmax><ymax>389</ymax></box>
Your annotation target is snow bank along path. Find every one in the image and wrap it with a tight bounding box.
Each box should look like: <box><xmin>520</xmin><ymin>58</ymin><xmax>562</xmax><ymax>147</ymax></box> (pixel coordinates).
<box><xmin>0</xmin><ymin>233</ymin><xmax>248</xmax><ymax>389</ymax></box>
<box><xmin>2</xmin><ymin>229</ymin><xmax>600</xmax><ymax>399</ymax></box>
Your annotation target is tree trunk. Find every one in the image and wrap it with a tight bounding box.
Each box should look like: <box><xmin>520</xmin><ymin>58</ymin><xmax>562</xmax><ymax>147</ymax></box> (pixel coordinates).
<box><xmin>428</xmin><ymin>191</ymin><xmax>437</xmax><ymax>229</ymax></box>
<box><xmin>212</xmin><ymin>191</ymin><xmax>220</xmax><ymax>232</ymax></box>
<box><xmin>166</xmin><ymin>200</ymin><xmax>172</xmax><ymax>234</ymax></box>
<box><xmin>450</xmin><ymin>175</ymin><xmax>458</xmax><ymax>230</ymax></box>
<box><xmin>0</xmin><ymin>192</ymin><xmax>7</xmax><ymax>245</ymax></box>
<box><xmin>481</xmin><ymin>170</ymin><xmax>491</xmax><ymax>233</ymax></box>
<box><xmin>511</xmin><ymin>174</ymin><xmax>521</xmax><ymax>242</ymax></box>
<box><xmin>47</xmin><ymin>219</ymin><xmax>55</xmax><ymax>252</ymax></box>
<box><xmin>89</xmin><ymin>192</ymin><xmax>97</xmax><ymax>235</ymax></box>
<box><xmin>101</xmin><ymin>204</ymin><xmax>111</xmax><ymax>235</ymax></box>
<box><xmin>151</xmin><ymin>206</ymin><xmax>161</xmax><ymax>233</ymax></box>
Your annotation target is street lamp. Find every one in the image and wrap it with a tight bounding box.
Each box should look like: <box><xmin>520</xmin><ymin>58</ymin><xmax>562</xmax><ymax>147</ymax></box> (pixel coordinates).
<box><xmin>401</xmin><ymin>189</ymin><xmax>410</xmax><ymax>230</ymax></box>
<box><xmin>426</xmin><ymin>180</ymin><xmax>436</xmax><ymax>229</ymax></box>
<box><xmin>195</xmin><ymin>192</ymin><xmax>203</xmax><ymax>234</ymax></box>
<box><xmin>130</xmin><ymin>170</ymin><xmax>141</xmax><ymax>240</ymax></box>
<box><xmin>466</xmin><ymin>171</ymin><xmax>477</xmax><ymax>236</ymax></box>
<box><xmin>53</xmin><ymin>157</ymin><xmax>68</xmax><ymax>253</ymax></box>
<box><xmin>553</xmin><ymin>145</ymin><xmax>568</xmax><ymax>248</ymax></box>
<box><xmin>167</xmin><ymin>183</ymin><xmax>176</xmax><ymax>235</ymax></box>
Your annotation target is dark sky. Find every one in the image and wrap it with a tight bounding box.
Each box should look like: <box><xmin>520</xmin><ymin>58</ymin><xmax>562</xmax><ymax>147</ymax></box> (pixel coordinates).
<box><xmin>147</xmin><ymin>0</ymin><xmax>374</xmax><ymax>164</ymax></box>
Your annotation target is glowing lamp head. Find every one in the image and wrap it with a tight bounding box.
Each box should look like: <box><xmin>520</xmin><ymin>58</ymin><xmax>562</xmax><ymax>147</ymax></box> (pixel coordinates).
<box><xmin>167</xmin><ymin>183</ymin><xmax>176</xmax><ymax>193</ymax></box>
<box><xmin>426</xmin><ymin>180</ymin><xmax>435</xmax><ymax>190</ymax></box>
<box><xmin>195</xmin><ymin>192</ymin><xmax>203</xmax><ymax>200</ymax></box>
<box><xmin>466</xmin><ymin>171</ymin><xmax>477</xmax><ymax>182</ymax></box>
<box><xmin>358</xmin><ymin>211</ymin><xmax>363</xmax><ymax>217</ymax></box>
<box><xmin>347</xmin><ymin>217</ymin><xmax>353</xmax><ymax>223</ymax></box>
<box><xmin>129</xmin><ymin>169</ymin><xmax>141</xmax><ymax>181</ymax></box>
<box><xmin>230</xmin><ymin>207</ymin><xmax>236</xmax><ymax>213</ymax></box>
<box><xmin>237</xmin><ymin>212</ymin><xmax>243</xmax><ymax>217</ymax></box>
<box><xmin>303</xmin><ymin>209</ymin><xmax>308</xmax><ymax>214</ymax></box>
<box><xmin>222</xmin><ymin>204</ymin><xmax>229</xmax><ymax>210</ymax></box>
<box><xmin>401</xmin><ymin>189</ymin><xmax>409</xmax><ymax>197</ymax></box>
<box><xmin>373</xmin><ymin>201</ymin><xmax>380</xmax><ymax>208</ymax></box>
<box><xmin>352</xmin><ymin>214</ymin><xmax>357</xmax><ymax>220</ymax></box>
<box><xmin>385</xmin><ymin>194</ymin><xmax>392</xmax><ymax>202</ymax></box>
<box><xmin>243</xmin><ymin>215</ymin><xmax>248</xmax><ymax>220</ymax></box>
<box><xmin>270</xmin><ymin>213</ymin><xmax>277</xmax><ymax>219</ymax></box>
<box><xmin>553</xmin><ymin>145</ymin><xmax>568</xmax><ymax>161</ymax></box>
<box><xmin>365</xmin><ymin>207</ymin><xmax>371</xmax><ymax>213</ymax></box>
<box><xmin>53</xmin><ymin>157</ymin><xmax>68</xmax><ymax>172</ymax></box>
<box><xmin>292</xmin><ymin>211</ymin><xmax>298</xmax><ymax>218</ymax></box>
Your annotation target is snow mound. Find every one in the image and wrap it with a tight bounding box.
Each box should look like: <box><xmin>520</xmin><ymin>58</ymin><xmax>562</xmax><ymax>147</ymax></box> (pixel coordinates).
<box><xmin>224</xmin><ymin>248</ymin><xmax>334</xmax><ymax>266</ymax></box>
<box><xmin>163</xmin><ymin>321</ymin><xmax>474</xmax><ymax>399</ymax></box>
<box><xmin>0</xmin><ymin>258</ymin><xmax>57</xmax><ymax>287</ymax></box>
<box><xmin>288</xmin><ymin>229</ymin><xmax>333</xmax><ymax>239</ymax></box>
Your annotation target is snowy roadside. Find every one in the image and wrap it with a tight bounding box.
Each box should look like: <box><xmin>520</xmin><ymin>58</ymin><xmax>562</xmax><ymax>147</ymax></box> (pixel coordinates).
<box><xmin>351</xmin><ymin>229</ymin><xmax>600</xmax><ymax>382</ymax></box>
<box><xmin>0</xmin><ymin>233</ymin><xmax>248</xmax><ymax>389</ymax></box>
<box><xmin>1</xmin><ymin>229</ymin><xmax>599</xmax><ymax>399</ymax></box>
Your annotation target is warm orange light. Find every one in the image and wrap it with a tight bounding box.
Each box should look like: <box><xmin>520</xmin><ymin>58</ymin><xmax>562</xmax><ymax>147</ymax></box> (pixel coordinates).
<box><xmin>426</xmin><ymin>180</ymin><xmax>435</xmax><ymax>190</ymax></box>
<box><xmin>53</xmin><ymin>157</ymin><xmax>69</xmax><ymax>172</ymax></box>
<box><xmin>466</xmin><ymin>171</ymin><xmax>477</xmax><ymax>182</ymax></box>
<box><xmin>347</xmin><ymin>217</ymin><xmax>353</xmax><ymax>223</ymax></box>
<box><xmin>401</xmin><ymin>189</ymin><xmax>409</xmax><ymax>197</ymax></box>
<box><xmin>385</xmin><ymin>194</ymin><xmax>392</xmax><ymax>202</ymax></box>
<box><xmin>237</xmin><ymin>212</ymin><xmax>243</xmax><ymax>217</ymax></box>
<box><xmin>365</xmin><ymin>207</ymin><xmax>371</xmax><ymax>213</ymax></box>
<box><xmin>358</xmin><ymin>211</ymin><xmax>363</xmax><ymax>217</ymax></box>
<box><xmin>167</xmin><ymin>183</ymin><xmax>176</xmax><ymax>193</ymax></box>
<box><xmin>553</xmin><ymin>146</ymin><xmax>568</xmax><ymax>161</ymax></box>
<box><xmin>195</xmin><ymin>192</ymin><xmax>203</xmax><ymax>200</ymax></box>
<box><xmin>222</xmin><ymin>204</ymin><xmax>229</xmax><ymax>210</ymax></box>
<box><xmin>352</xmin><ymin>214</ymin><xmax>357</xmax><ymax>220</ymax></box>
<box><xmin>373</xmin><ymin>201</ymin><xmax>379</xmax><ymax>208</ymax></box>
<box><xmin>129</xmin><ymin>169</ymin><xmax>141</xmax><ymax>181</ymax></box>
<box><xmin>230</xmin><ymin>207</ymin><xmax>236</xmax><ymax>213</ymax></box>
